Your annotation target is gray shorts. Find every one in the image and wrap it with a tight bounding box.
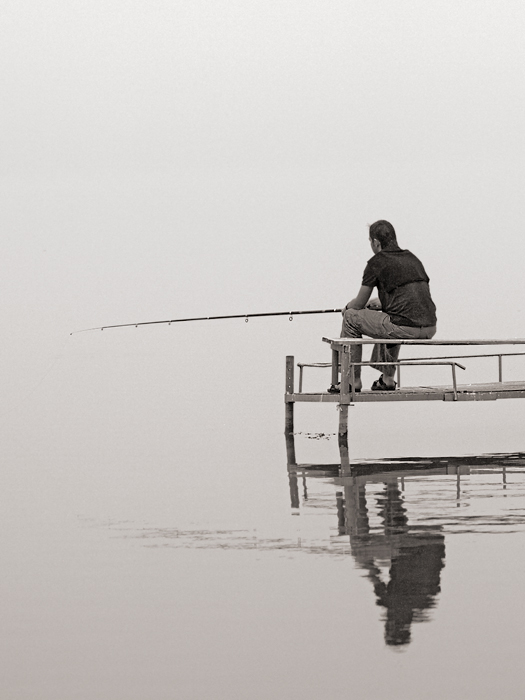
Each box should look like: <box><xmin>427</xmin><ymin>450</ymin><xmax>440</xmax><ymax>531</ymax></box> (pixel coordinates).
<box><xmin>341</xmin><ymin>308</ymin><xmax>436</xmax><ymax>378</ymax></box>
<box><xmin>342</xmin><ymin>308</ymin><xmax>436</xmax><ymax>341</ymax></box>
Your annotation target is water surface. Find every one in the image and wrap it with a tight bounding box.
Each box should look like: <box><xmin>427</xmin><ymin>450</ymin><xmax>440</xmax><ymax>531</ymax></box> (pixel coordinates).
<box><xmin>2</xmin><ymin>326</ymin><xmax>525</xmax><ymax>699</ymax></box>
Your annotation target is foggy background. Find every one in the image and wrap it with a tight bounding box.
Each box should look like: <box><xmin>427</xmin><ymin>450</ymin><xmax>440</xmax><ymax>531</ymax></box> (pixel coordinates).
<box><xmin>1</xmin><ymin>0</ymin><xmax>525</xmax><ymax>453</ymax></box>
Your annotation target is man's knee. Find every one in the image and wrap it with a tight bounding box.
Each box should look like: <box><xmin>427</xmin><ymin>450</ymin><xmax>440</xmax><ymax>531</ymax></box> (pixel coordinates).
<box><xmin>343</xmin><ymin>308</ymin><xmax>362</xmax><ymax>324</ymax></box>
<box><xmin>341</xmin><ymin>308</ymin><xmax>364</xmax><ymax>337</ymax></box>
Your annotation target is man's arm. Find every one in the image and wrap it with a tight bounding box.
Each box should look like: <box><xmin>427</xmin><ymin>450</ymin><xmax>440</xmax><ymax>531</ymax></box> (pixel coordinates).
<box><xmin>344</xmin><ymin>285</ymin><xmax>374</xmax><ymax>311</ymax></box>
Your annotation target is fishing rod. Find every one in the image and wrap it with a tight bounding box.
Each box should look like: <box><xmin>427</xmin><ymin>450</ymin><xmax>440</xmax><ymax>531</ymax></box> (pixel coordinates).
<box><xmin>71</xmin><ymin>308</ymin><xmax>344</xmax><ymax>335</ymax></box>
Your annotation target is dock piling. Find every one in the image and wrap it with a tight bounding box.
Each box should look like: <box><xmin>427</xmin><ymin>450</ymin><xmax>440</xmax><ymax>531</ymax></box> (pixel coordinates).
<box><xmin>338</xmin><ymin>404</ymin><xmax>350</xmax><ymax>472</ymax></box>
<box><xmin>285</xmin><ymin>356</ymin><xmax>296</xmax><ymax>465</ymax></box>
<box><xmin>331</xmin><ymin>348</ymin><xmax>339</xmax><ymax>386</ymax></box>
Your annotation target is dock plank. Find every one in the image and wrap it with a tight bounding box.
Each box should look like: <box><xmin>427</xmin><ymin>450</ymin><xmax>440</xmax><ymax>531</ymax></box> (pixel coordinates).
<box><xmin>286</xmin><ymin>380</ymin><xmax>525</xmax><ymax>404</ymax></box>
<box><xmin>322</xmin><ymin>337</ymin><xmax>525</xmax><ymax>346</ymax></box>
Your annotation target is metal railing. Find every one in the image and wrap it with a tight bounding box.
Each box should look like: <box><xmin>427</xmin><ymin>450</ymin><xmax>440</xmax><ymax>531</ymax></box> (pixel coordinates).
<box><xmin>345</xmin><ymin>360</ymin><xmax>465</xmax><ymax>401</ymax></box>
<box><xmin>297</xmin><ymin>351</ymin><xmax>525</xmax><ymax>395</ymax></box>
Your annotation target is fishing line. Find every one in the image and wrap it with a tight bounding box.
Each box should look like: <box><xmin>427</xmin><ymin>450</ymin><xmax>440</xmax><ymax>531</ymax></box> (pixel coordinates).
<box><xmin>0</xmin><ymin>333</ymin><xmax>72</xmax><ymax>426</ymax></box>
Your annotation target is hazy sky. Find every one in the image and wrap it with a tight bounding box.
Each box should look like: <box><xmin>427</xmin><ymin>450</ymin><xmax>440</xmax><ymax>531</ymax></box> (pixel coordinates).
<box><xmin>2</xmin><ymin>0</ymin><xmax>525</xmax><ymax>403</ymax></box>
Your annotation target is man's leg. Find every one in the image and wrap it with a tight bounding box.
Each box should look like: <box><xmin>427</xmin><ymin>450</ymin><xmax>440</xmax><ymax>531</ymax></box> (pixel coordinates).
<box><xmin>340</xmin><ymin>310</ymin><xmax>437</xmax><ymax>390</ymax></box>
<box><xmin>370</xmin><ymin>343</ymin><xmax>401</xmax><ymax>385</ymax></box>
<box><xmin>371</xmin><ymin>320</ymin><xmax>437</xmax><ymax>387</ymax></box>
<box><xmin>339</xmin><ymin>308</ymin><xmax>394</xmax><ymax>387</ymax></box>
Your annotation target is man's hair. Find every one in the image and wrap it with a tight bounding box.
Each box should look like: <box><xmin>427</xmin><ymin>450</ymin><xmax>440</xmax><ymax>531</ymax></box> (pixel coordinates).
<box><xmin>369</xmin><ymin>220</ymin><xmax>397</xmax><ymax>248</ymax></box>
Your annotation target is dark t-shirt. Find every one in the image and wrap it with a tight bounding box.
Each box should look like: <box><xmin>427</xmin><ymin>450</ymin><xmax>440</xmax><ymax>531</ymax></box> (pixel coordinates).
<box><xmin>362</xmin><ymin>244</ymin><xmax>437</xmax><ymax>327</ymax></box>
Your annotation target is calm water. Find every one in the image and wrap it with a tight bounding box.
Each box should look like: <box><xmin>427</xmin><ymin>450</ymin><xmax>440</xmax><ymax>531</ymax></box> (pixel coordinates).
<box><xmin>3</xmin><ymin>323</ymin><xmax>525</xmax><ymax>699</ymax></box>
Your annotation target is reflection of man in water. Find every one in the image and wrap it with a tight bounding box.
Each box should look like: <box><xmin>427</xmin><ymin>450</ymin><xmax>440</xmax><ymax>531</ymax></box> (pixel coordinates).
<box><xmin>342</xmin><ymin>480</ymin><xmax>445</xmax><ymax>647</ymax></box>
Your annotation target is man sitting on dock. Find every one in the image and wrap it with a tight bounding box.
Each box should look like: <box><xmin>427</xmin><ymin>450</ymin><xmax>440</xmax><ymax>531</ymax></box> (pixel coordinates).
<box><xmin>329</xmin><ymin>220</ymin><xmax>437</xmax><ymax>393</ymax></box>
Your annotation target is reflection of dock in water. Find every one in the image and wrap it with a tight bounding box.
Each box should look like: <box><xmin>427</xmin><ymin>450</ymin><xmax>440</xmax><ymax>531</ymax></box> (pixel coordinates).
<box><xmin>286</xmin><ymin>436</ymin><xmax>525</xmax><ymax>647</ymax></box>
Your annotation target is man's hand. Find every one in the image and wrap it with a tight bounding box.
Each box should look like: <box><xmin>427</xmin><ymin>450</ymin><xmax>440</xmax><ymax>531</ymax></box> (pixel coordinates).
<box><xmin>343</xmin><ymin>285</ymin><xmax>374</xmax><ymax>313</ymax></box>
<box><xmin>366</xmin><ymin>297</ymin><xmax>382</xmax><ymax>311</ymax></box>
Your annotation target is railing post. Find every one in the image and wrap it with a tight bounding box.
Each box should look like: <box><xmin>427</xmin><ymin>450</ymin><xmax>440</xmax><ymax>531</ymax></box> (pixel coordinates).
<box><xmin>451</xmin><ymin>363</ymin><xmax>458</xmax><ymax>401</ymax></box>
<box><xmin>286</xmin><ymin>355</ymin><xmax>294</xmax><ymax>394</ymax></box>
<box><xmin>498</xmin><ymin>355</ymin><xmax>503</xmax><ymax>382</ymax></box>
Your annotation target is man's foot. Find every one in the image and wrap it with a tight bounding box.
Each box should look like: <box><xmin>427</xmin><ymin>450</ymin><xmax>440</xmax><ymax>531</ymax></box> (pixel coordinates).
<box><xmin>371</xmin><ymin>375</ymin><xmax>397</xmax><ymax>391</ymax></box>
<box><xmin>327</xmin><ymin>383</ymin><xmax>362</xmax><ymax>394</ymax></box>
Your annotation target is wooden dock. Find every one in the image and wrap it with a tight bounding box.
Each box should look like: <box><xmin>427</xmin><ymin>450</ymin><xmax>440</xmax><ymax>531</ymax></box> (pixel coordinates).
<box><xmin>284</xmin><ymin>337</ymin><xmax>525</xmax><ymax>468</ymax></box>
<box><xmin>286</xmin><ymin>380</ymin><xmax>525</xmax><ymax>403</ymax></box>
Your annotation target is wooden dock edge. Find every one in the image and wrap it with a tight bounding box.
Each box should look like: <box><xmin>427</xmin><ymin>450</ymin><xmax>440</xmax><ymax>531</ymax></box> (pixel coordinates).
<box><xmin>285</xmin><ymin>345</ymin><xmax>525</xmax><ymax>470</ymax></box>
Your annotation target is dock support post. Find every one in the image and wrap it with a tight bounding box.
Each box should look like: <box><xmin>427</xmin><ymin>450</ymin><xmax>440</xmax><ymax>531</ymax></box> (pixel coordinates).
<box><xmin>332</xmin><ymin>348</ymin><xmax>339</xmax><ymax>386</ymax></box>
<box><xmin>285</xmin><ymin>356</ymin><xmax>296</xmax><ymax>465</ymax></box>
<box><xmin>288</xmin><ymin>470</ymin><xmax>300</xmax><ymax>508</ymax></box>
<box><xmin>338</xmin><ymin>404</ymin><xmax>350</xmax><ymax>472</ymax></box>
<box><xmin>338</xmin><ymin>348</ymin><xmax>351</xmax><ymax>472</ymax></box>
<box><xmin>336</xmin><ymin>491</ymin><xmax>346</xmax><ymax>534</ymax></box>
<box><xmin>285</xmin><ymin>429</ymin><xmax>297</xmax><ymax>466</ymax></box>
<box><xmin>340</xmin><ymin>347</ymin><xmax>350</xmax><ymax>399</ymax></box>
